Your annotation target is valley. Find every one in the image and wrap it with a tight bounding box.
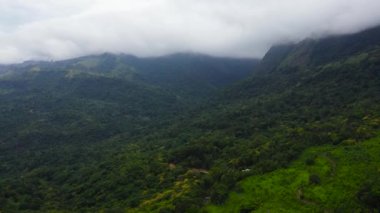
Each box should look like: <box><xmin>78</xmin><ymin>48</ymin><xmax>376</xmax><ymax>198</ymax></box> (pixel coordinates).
<box><xmin>0</xmin><ymin>26</ymin><xmax>379</xmax><ymax>212</ymax></box>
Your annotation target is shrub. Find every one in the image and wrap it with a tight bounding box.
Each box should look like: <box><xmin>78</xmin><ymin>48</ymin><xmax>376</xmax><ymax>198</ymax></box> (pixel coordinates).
<box><xmin>309</xmin><ymin>174</ymin><xmax>321</xmax><ymax>185</ymax></box>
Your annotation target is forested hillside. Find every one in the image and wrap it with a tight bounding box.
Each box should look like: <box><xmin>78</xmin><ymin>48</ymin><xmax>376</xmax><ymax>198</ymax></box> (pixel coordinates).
<box><xmin>0</xmin><ymin>26</ymin><xmax>379</xmax><ymax>212</ymax></box>
<box><xmin>0</xmin><ymin>53</ymin><xmax>257</xmax><ymax>159</ymax></box>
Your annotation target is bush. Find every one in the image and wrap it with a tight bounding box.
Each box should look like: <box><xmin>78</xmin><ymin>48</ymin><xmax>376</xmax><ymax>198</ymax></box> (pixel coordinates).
<box><xmin>239</xmin><ymin>203</ymin><xmax>257</xmax><ymax>213</ymax></box>
<box><xmin>309</xmin><ymin>174</ymin><xmax>321</xmax><ymax>185</ymax></box>
<box><xmin>357</xmin><ymin>182</ymin><xmax>380</xmax><ymax>210</ymax></box>
<box><xmin>305</xmin><ymin>157</ymin><xmax>315</xmax><ymax>165</ymax></box>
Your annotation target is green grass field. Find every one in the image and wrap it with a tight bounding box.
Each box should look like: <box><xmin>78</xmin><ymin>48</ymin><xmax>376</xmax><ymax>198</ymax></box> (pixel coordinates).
<box><xmin>206</xmin><ymin>134</ymin><xmax>380</xmax><ymax>212</ymax></box>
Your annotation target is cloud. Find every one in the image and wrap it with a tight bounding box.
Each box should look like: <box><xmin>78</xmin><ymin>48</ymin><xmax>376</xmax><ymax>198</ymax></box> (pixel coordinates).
<box><xmin>0</xmin><ymin>0</ymin><xmax>380</xmax><ymax>63</ymax></box>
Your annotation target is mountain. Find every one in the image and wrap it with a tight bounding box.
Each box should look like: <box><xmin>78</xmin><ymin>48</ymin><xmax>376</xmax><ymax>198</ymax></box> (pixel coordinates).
<box><xmin>36</xmin><ymin>53</ymin><xmax>258</xmax><ymax>99</ymax></box>
<box><xmin>0</xmin><ymin>53</ymin><xmax>257</xmax><ymax>211</ymax></box>
<box><xmin>132</xmin><ymin>26</ymin><xmax>380</xmax><ymax>212</ymax></box>
<box><xmin>0</xmin><ymin>26</ymin><xmax>379</xmax><ymax>212</ymax></box>
<box><xmin>0</xmin><ymin>53</ymin><xmax>257</xmax><ymax>150</ymax></box>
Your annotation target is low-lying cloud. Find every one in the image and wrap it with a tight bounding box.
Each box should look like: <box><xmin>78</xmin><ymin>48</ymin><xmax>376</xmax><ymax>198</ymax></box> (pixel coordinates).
<box><xmin>1</xmin><ymin>0</ymin><xmax>380</xmax><ymax>63</ymax></box>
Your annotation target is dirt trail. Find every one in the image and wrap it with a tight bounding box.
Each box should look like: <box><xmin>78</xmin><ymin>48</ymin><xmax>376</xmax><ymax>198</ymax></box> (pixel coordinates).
<box><xmin>296</xmin><ymin>152</ymin><xmax>337</xmax><ymax>205</ymax></box>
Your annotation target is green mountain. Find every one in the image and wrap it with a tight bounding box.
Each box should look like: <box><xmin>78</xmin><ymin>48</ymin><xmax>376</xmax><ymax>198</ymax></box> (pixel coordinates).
<box><xmin>0</xmin><ymin>26</ymin><xmax>379</xmax><ymax>212</ymax></box>
<box><xmin>0</xmin><ymin>53</ymin><xmax>257</xmax><ymax>151</ymax></box>
<box><xmin>0</xmin><ymin>54</ymin><xmax>257</xmax><ymax>212</ymax></box>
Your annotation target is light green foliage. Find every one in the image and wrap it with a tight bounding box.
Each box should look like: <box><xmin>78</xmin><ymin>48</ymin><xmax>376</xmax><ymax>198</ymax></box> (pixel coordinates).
<box><xmin>0</xmin><ymin>26</ymin><xmax>379</xmax><ymax>212</ymax></box>
<box><xmin>345</xmin><ymin>52</ymin><xmax>369</xmax><ymax>65</ymax></box>
<box><xmin>206</xmin><ymin>134</ymin><xmax>380</xmax><ymax>212</ymax></box>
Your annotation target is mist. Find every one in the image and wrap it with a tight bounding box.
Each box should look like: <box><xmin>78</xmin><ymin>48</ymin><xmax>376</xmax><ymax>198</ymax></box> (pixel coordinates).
<box><xmin>1</xmin><ymin>0</ymin><xmax>380</xmax><ymax>63</ymax></box>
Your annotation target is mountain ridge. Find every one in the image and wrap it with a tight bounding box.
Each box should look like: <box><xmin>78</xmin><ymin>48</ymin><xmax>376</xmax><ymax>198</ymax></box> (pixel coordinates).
<box><xmin>0</xmin><ymin>26</ymin><xmax>379</xmax><ymax>212</ymax></box>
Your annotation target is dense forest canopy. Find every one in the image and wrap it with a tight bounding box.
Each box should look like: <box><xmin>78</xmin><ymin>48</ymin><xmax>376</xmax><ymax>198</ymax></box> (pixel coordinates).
<box><xmin>0</xmin><ymin>26</ymin><xmax>379</xmax><ymax>212</ymax></box>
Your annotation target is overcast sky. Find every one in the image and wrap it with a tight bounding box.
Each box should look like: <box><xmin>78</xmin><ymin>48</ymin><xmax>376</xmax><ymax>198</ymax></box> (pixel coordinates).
<box><xmin>1</xmin><ymin>0</ymin><xmax>380</xmax><ymax>63</ymax></box>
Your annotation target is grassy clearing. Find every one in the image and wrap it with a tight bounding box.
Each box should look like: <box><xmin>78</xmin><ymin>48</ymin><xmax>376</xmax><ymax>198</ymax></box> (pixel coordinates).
<box><xmin>206</xmin><ymin>134</ymin><xmax>380</xmax><ymax>212</ymax></box>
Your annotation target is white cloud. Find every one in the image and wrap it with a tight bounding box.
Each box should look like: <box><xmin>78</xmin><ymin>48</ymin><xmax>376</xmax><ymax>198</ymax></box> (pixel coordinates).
<box><xmin>0</xmin><ymin>0</ymin><xmax>380</xmax><ymax>63</ymax></box>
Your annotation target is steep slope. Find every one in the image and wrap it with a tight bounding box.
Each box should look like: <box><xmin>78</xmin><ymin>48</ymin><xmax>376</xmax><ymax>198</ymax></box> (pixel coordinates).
<box><xmin>207</xmin><ymin>133</ymin><xmax>380</xmax><ymax>212</ymax></box>
<box><xmin>120</xmin><ymin>53</ymin><xmax>256</xmax><ymax>89</ymax></box>
<box><xmin>0</xmin><ymin>54</ymin><xmax>257</xmax><ymax>212</ymax></box>
<box><xmin>54</xmin><ymin>53</ymin><xmax>258</xmax><ymax>100</ymax></box>
<box><xmin>0</xmin><ymin>53</ymin><xmax>257</xmax><ymax>150</ymax></box>
<box><xmin>0</xmin><ymin>26</ymin><xmax>379</xmax><ymax>212</ymax></box>
<box><xmin>131</xmin><ymin>27</ymin><xmax>380</xmax><ymax>212</ymax></box>
<box><xmin>0</xmin><ymin>62</ymin><xmax>181</xmax><ymax>156</ymax></box>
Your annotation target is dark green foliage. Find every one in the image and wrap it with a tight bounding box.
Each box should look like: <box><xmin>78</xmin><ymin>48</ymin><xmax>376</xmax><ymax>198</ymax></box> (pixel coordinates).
<box><xmin>357</xmin><ymin>179</ymin><xmax>380</xmax><ymax>210</ymax></box>
<box><xmin>207</xmin><ymin>134</ymin><xmax>380</xmax><ymax>212</ymax></box>
<box><xmin>305</xmin><ymin>157</ymin><xmax>315</xmax><ymax>166</ymax></box>
<box><xmin>239</xmin><ymin>203</ymin><xmax>256</xmax><ymax>213</ymax></box>
<box><xmin>309</xmin><ymin>174</ymin><xmax>321</xmax><ymax>185</ymax></box>
<box><xmin>0</xmin><ymin>26</ymin><xmax>379</xmax><ymax>212</ymax></box>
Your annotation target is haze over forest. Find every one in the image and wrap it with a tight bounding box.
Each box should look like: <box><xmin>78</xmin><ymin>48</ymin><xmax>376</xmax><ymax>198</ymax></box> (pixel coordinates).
<box><xmin>1</xmin><ymin>0</ymin><xmax>380</xmax><ymax>63</ymax></box>
<box><xmin>0</xmin><ymin>1</ymin><xmax>380</xmax><ymax>212</ymax></box>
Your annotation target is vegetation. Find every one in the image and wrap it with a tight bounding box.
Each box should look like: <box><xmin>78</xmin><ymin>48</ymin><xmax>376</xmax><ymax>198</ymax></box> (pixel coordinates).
<box><xmin>0</xmin><ymin>26</ymin><xmax>379</xmax><ymax>212</ymax></box>
<box><xmin>206</xmin><ymin>133</ymin><xmax>380</xmax><ymax>212</ymax></box>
